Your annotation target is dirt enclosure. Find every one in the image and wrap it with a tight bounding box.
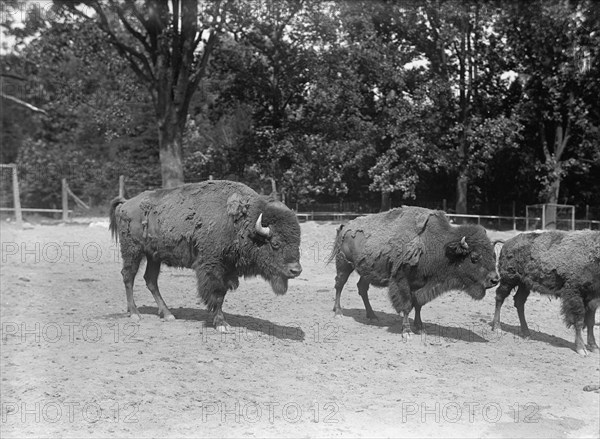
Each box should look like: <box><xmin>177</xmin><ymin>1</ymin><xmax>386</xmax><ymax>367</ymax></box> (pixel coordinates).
<box><xmin>1</xmin><ymin>219</ymin><xmax>599</xmax><ymax>438</ymax></box>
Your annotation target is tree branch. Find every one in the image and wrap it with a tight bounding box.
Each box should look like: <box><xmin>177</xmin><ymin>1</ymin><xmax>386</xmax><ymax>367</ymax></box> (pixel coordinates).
<box><xmin>0</xmin><ymin>73</ymin><xmax>26</xmax><ymax>81</ymax></box>
<box><xmin>1</xmin><ymin>92</ymin><xmax>48</xmax><ymax>115</ymax></box>
<box><xmin>88</xmin><ymin>2</ymin><xmax>156</xmax><ymax>84</ymax></box>
<box><xmin>112</xmin><ymin>0</ymin><xmax>152</xmax><ymax>53</ymax></box>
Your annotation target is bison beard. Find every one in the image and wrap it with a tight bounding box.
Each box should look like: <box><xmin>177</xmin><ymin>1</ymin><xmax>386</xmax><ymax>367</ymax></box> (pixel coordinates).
<box><xmin>328</xmin><ymin>206</ymin><xmax>499</xmax><ymax>337</ymax></box>
<box><xmin>270</xmin><ymin>277</ymin><xmax>289</xmax><ymax>296</ymax></box>
<box><xmin>491</xmin><ymin>230</ymin><xmax>600</xmax><ymax>356</ymax></box>
<box><xmin>109</xmin><ymin>180</ymin><xmax>302</xmax><ymax>332</ymax></box>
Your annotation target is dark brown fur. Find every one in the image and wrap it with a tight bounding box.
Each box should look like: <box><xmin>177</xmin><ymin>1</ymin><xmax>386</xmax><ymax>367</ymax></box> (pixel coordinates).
<box><xmin>109</xmin><ymin>180</ymin><xmax>302</xmax><ymax>330</ymax></box>
<box><xmin>491</xmin><ymin>230</ymin><xmax>600</xmax><ymax>356</ymax></box>
<box><xmin>329</xmin><ymin>206</ymin><xmax>499</xmax><ymax>334</ymax></box>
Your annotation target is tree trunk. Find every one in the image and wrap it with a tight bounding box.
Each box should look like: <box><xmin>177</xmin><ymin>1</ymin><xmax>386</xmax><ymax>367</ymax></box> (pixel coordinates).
<box><xmin>455</xmin><ymin>12</ymin><xmax>471</xmax><ymax>217</ymax></box>
<box><xmin>158</xmin><ymin>116</ymin><xmax>185</xmax><ymax>188</ymax></box>
<box><xmin>456</xmin><ymin>173</ymin><xmax>468</xmax><ymax>215</ymax></box>
<box><xmin>540</xmin><ymin>123</ymin><xmax>569</xmax><ymax>229</ymax></box>
<box><xmin>544</xmin><ymin>173</ymin><xmax>561</xmax><ymax>230</ymax></box>
<box><xmin>380</xmin><ymin>191</ymin><xmax>391</xmax><ymax>212</ymax></box>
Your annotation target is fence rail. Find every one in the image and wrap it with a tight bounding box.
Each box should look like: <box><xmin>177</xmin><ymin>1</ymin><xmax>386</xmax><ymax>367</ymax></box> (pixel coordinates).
<box><xmin>296</xmin><ymin>211</ymin><xmax>600</xmax><ymax>231</ymax></box>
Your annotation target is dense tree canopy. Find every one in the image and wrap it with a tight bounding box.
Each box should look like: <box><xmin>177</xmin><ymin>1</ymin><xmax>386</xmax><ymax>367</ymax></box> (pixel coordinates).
<box><xmin>1</xmin><ymin>0</ymin><xmax>598</xmax><ymax>220</ymax></box>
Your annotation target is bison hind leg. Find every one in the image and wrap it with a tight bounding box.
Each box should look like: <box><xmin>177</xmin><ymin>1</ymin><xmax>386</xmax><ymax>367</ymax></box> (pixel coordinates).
<box><xmin>357</xmin><ymin>276</ymin><xmax>377</xmax><ymax>321</ymax></box>
<box><xmin>333</xmin><ymin>257</ymin><xmax>353</xmax><ymax>317</ymax></box>
<box><xmin>491</xmin><ymin>280</ymin><xmax>514</xmax><ymax>332</ymax></box>
<box><xmin>513</xmin><ymin>284</ymin><xmax>531</xmax><ymax>338</ymax></box>
<box><xmin>120</xmin><ymin>251</ymin><xmax>143</xmax><ymax>321</ymax></box>
<box><xmin>143</xmin><ymin>255</ymin><xmax>175</xmax><ymax>321</ymax></box>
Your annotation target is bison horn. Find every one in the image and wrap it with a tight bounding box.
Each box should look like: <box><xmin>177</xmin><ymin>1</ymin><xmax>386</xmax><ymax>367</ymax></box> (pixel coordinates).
<box><xmin>255</xmin><ymin>213</ymin><xmax>271</xmax><ymax>237</ymax></box>
<box><xmin>460</xmin><ymin>236</ymin><xmax>469</xmax><ymax>250</ymax></box>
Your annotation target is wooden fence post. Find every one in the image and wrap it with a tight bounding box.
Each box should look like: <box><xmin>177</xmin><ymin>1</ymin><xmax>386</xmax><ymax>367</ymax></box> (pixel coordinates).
<box><xmin>62</xmin><ymin>178</ymin><xmax>69</xmax><ymax>221</ymax></box>
<box><xmin>119</xmin><ymin>175</ymin><xmax>125</xmax><ymax>198</ymax></box>
<box><xmin>512</xmin><ymin>201</ymin><xmax>516</xmax><ymax>230</ymax></box>
<box><xmin>11</xmin><ymin>164</ymin><xmax>23</xmax><ymax>228</ymax></box>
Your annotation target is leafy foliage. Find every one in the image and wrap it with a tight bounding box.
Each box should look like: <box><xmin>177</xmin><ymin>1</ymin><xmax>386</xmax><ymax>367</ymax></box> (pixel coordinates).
<box><xmin>1</xmin><ymin>0</ymin><xmax>599</xmax><ymax>218</ymax></box>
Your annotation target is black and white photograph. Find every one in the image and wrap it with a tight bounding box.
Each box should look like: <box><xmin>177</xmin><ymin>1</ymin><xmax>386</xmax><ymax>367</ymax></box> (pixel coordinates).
<box><xmin>1</xmin><ymin>0</ymin><xmax>599</xmax><ymax>437</ymax></box>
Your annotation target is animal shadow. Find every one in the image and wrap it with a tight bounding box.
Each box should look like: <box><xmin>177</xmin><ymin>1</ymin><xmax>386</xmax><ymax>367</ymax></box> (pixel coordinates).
<box><xmin>491</xmin><ymin>322</ymin><xmax>574</xmax><ymax>351</ymax></box>
<box><xmin>137</xmin><ymin>306</ymin><xmax>306</xmax><ymax>342</ymax></box>
<box><xmin>342</xmin><ymin>308</ymin><xmax>488</xmax><ymax>343</ymax></box>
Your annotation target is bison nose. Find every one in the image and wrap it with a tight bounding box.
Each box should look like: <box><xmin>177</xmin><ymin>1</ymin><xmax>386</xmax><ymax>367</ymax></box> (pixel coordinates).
<box><xmin>288</xmin><ymin>263</ymin><xmax>302</xmax><ymax>277</ymax></box>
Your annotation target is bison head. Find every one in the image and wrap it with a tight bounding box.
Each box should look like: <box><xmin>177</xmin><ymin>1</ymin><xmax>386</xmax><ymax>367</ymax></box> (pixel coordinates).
<box><xmin>248</xmin><ymin>200</ymin><xmax>302</xmax><ymax>295</ymax></box>
<box><xmin>444</xmin><ymin>226</ymin><xmax>499</xmax><ymax>300</ymax></box>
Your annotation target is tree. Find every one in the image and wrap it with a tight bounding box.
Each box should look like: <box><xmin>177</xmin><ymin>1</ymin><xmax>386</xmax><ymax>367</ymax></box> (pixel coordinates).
<box><xmin>501</xmin><ymin>0</ymin><xmax>600</xmax><ymax>227</ymax></box>
<box><xmin>395</xmin><ymin>1</ymin><xmax>521</xmax><ymax>214</ymax></box>
<box><xmin>60</xmin><ymin>0</ymin><xmax>229</xmax><ymax>187</ymax></box>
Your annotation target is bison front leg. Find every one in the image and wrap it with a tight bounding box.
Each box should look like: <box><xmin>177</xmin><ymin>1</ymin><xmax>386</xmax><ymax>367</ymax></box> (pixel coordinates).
<box><xmin>585</xmin><ymin>304</ymin><xmax>599</xmax><ymax>353</ymax></box>
<box><xmin>561</xmin><ymin>291</ymin><xmax>588</xmax><ymax>356</ymax></box>
<box><xmin>388</xmin><ymin>279</ymin><xmax>413</xmax><ymax>339</ymax></box>
<box><xmin>413</xmin><ymin>304</ymin><xmax>423</xmax><ymax>334</ymax></box>
<box><xmin>194</xmin><ymin>262</ymin><xmax>234</xmax><ymax>333</ymax></box>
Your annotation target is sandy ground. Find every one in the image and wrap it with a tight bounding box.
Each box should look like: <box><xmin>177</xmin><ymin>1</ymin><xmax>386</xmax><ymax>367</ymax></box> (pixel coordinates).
<box><xmin>1</xmin><ymin>219</ymin><xmax>599</xmax><ymax>438</ymax></box>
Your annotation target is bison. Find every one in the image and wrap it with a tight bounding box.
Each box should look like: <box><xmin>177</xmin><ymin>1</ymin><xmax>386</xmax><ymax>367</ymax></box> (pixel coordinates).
<box><xmin>109</xmin><ymin>180</ymin><xmax>302</xmax><ymax>332</ymax></box>
<box><xmin>491</xmin><ymin>230</ymin><xmax>600</xmax><ymax>356</ymax></box>
<box><xmin>328</xmin><ymin>206</ymin><xmax>500</xmax><ymax>336</ymax></box>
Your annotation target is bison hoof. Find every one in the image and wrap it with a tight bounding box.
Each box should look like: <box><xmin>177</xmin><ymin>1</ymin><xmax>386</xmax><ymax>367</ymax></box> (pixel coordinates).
<box><xmin>129</xmin><ymin>313</ymin><xmax>141</xmax><ymax>322</ymax></box>
<box><xmin>587</xmin><ymin>344</ymin><xmax>599</xmax><ymax>353</ymax></box>
<box><xmin>401</xmin><ymin>331</ymin><xmax>413</xmax><ymax>340</ymax></box>
<box><xmin>333</xmin><ymin>310</ymin><xmax>344</xmax><ymax>318</ymax></box>
<box><xmin>216</xmin><ymin>323</ymin><xmax>234</xmax><ymax>334</ymax></box>
<box><xmin>162</xmin><ymin>314</ymin><xmax>176</xmax><ymax>322</ymax></box>
<box><xmin>576</xmin><ymin>347</ymin><xmax>589</xmax><ymax>357</ymax></box>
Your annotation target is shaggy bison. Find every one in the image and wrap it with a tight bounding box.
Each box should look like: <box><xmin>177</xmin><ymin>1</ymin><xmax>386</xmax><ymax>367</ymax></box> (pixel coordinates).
<box><xmin>491</xmin><ymin>231</ymin><xmax>600</xmax><ymax>356</ymax></box>
<box><xmin>328</xmin><ymin>206</ymin><xmax>500</xmax><ymax>336</ymax></box>
<box><xmin>109</xmin><ymin>180</ymin><xmax>302</xmax><ymax>332</ymax></box>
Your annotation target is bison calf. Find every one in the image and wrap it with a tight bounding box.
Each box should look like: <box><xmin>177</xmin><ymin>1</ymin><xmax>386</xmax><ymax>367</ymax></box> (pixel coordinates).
<box><xmin>109</xmin><ymin>180</ymin><xmax>302</xmax><ymax>332</ymax></box>
<box><xmin>328</xmin><ymin>206</ymin><xmax>500</xmax><ymax>337</ymax></box>
<box><xmin>491</xmin><ymin>230</ymin><xmax>600</xmax><ymax>356</ymax></box>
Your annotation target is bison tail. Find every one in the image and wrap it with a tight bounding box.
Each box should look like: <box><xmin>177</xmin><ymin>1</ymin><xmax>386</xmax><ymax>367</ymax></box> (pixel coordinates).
<box><xmin>109</xmin><ymin>196</ymin><xmax>126</xmax><ymax>242</ymax></box>
<box><xmin>326</xmin><ymin>224</ymin><xmax>344</xmax><ymax>266</ymax></box>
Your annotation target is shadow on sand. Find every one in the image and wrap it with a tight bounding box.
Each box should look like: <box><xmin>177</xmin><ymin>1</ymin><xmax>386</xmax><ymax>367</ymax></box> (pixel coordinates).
<box><xmin>338</xmin><ymin>307</ymin><xmax>489</xmax><ymax>343</ymax></box>
<box><xmin>491</xmin><ymin>321</ymin><xmax>575</xmax><ymax>352</ymax></box>
<box><xmin>132</xmin><ymin>305</ymin><xmax>306</xmax><ymax>342</ymax></box>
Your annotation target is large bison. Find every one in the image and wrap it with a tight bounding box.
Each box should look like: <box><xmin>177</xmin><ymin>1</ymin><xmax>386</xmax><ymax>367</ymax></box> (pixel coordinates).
<box><xmin>328</xmin><ymin>206</ymin><xmax>500</xmax><ymax>336</ymax></box>
<box><xmin>491</xmin><ymin>230</ymin><xmax>600</xmax><ymax>356</ymax></box>
<box><xmin>109</xmin><ymin>180</ymin><xmax>302</xmax><ymax>332</ymax></box>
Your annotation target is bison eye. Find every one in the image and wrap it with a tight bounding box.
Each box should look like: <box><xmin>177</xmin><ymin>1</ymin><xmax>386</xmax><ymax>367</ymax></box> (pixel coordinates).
<box><xmin>270</xmin><ymin>239</ymin><xmax>281</xmax><ymax>250</ymax></box>
<box><xmin>470</xmin><ymin>252</ymin><xmax>481</xmax><ymax>263</ymax></box>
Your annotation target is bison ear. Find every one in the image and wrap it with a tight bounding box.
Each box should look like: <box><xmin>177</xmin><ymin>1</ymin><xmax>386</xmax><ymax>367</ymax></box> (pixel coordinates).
<box><xmin>226</xmin><ymin>193</ymin><xmax>249</xmax><ymax>220</ymax></box>
<box><xmin>446</xmin><ymin>238</ymin><xmax>470</xmax><ymax>259</ymax></box>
